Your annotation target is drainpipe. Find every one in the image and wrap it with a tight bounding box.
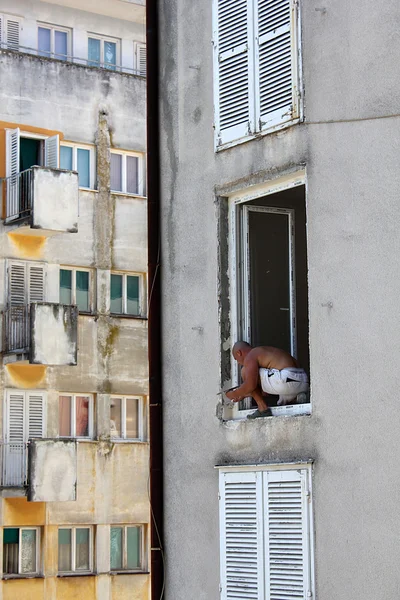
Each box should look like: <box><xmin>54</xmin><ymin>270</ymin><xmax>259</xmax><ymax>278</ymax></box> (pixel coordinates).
<box><xmin>146</xmin><ymin>1</ymin><xmax>164</xmax><ymax>599</ymax></box>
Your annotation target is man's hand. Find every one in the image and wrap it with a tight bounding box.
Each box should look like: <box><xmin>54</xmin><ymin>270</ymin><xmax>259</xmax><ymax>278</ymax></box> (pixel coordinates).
<box><xmin>226</xmin><ymin>389</ymin><xmax>243</xmax><ymax>402</ymax></box>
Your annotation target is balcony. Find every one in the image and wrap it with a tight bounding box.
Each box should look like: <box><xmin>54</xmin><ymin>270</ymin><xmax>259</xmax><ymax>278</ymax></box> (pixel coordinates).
<box><xmin>3</xmin><ymin>166</ymin><xmax>78</xmax><ymax>234</ymax></box>
<box><xmin>0</xmin><ymin>443</ymin><xmax>28</xmax><ymax>488</ymax></box>
<box><xmin>3</xmin><ymin>303</ymin><xmax>78</xmax><ymax>365</ymax></box>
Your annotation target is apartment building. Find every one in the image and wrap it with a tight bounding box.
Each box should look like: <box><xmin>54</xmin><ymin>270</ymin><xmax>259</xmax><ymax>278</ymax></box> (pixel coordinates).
<box><xmin>155</xmin><ymin>0</ymin><xmax>400</xmax><ymax>598</ymax></box>
<box><xmin>0</xmin><ymin>1</ymin><xmax>149</xmax><ymax>599</ymax></box>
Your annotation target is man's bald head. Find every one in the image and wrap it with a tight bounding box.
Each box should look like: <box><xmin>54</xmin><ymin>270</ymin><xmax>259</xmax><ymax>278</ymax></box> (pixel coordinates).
<box><xmin>232</xmin><ymin>341</ymin><xmax>252</xmax><ymax>365</ymax></box>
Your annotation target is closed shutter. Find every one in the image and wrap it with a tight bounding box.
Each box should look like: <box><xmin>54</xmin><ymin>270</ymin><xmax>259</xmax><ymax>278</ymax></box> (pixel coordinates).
<box><xmin>214</xmin><ymin>0</ymin><xmax>254</xmax><ymax>147</ymax></box>
<box><xmin>6</xmin><ymin>18</ymin><xmax>19</xmax><ymax>49</ymax></box>
<box><xmin>7</xmin><ymin>392</ymin><xmax>24</xmax><ymax>443</ymax></box>
<box><xmin>135</xmin><ymin>42</ymin><xmax>146</xmax><ymax>76</ymax></box>
<box><xmin>28</xmin><ymin>264</ymin><xmax>45</xmax><ymax>303</ymax></box>
<box><xmin>0</xmin><ymin>16</ymin><xmax>3</xmax><ymax>47</ymax></box>
<box><xmin>264</xmin><ymin>469</ymin><xmax>312</xmax><ymax>600</ymax></box>
<box><xmin>219</xmin><ymin>471</ymin><xmax>264</xmax><ymax>599</ymax></box>
<box><xmin>9</xmin><ymin>262</ymin><xmax>26</xmax><ymax>306</ymax></box>
<box><xmin>256</xmin><ymin>0</ymin><xmax>299</xmax><ymax>130</ymax></box>
<box><xmin>27</xmin><ymin>394</ymin><xmax>44</xmax><ymax>438</ymax></box>
<box><xmin>45</xmin><ymin>135</ymin><xmax>60</xmax><ymax>169</ymax></box>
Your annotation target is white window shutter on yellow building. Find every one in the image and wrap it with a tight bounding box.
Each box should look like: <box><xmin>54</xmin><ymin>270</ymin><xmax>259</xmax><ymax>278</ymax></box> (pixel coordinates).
<box><xmin>214</xmin><ymin>0</ymin><xmax>254</xmax><ymax>146</ymax></box>
<box><xmin>256</xmin><ymin>0</ymin><xmax>299</xmax><ymax>131</ymax></box>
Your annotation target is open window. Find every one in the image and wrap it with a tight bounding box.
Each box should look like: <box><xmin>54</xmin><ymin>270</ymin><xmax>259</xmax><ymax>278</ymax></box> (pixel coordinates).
<box><xmin>227</xmin><ymin>178</ymin><xmax>310</xmax><ymax>419</ymax></box>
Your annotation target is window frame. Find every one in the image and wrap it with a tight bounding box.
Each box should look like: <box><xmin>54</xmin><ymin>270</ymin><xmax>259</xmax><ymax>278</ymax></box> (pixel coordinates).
<box><xmin>57</xmin><ymin>526</ymin><xmax>94</xmax><ymax>575</ymax></box>
<box><xmin>3</xmin><ymin>526</ymin><xmax>41</xmax><ymax>577</ymax></box>
<box><xmin>87</xmin><ymin>33</ymin><xmax>120</xmax><ymax>69</ymax></box>
<box><xmin>212</xmin><ymin>0</ymin><xmax>303</xmax><ymax>151</ymax></box>
<box><xmin>110</xmin><ymin>271</ymin><xmax>145</xmax><ymax>317</ymax></box>
<box><xmin>58</xmin><ymin>393</ymin><xmax>94</xmax><ymax>440</ymax></box>
<box><xmin>218</xmin><ymin>463</ymin><xmax>315</xmax><ymax>600</ymax></box>
<box><xmin>110</xmin><ymin>525</ymin><xmax>145</xmax><ymax>573</ymax></box>
<box><xmin>110</xmin><ymin>395</ymin><xmax>144</xmax><ymax>441</ymax></box>
<box><xmin>60</xmin><ymin>142</ymin><xmax>96</xmax><ymax>190</ymax></box>
<box><xmin>226</xmin><ymin>170</ymin><xmax>310</xmax><ymax>420</ymax></box>
<box><xmin>37</xmin><ymin>22</ymin><xmax>71</xmax><ymax>60</ymax></box>
<box><xmin>59</xmin><ymin>266</ymin><xmax>95</xmax><ymax>314</ymax></box>
<box><xmin>110</xmin><ymin>149</ymin><xmax>145</xmax><ymax>197</ymax></box>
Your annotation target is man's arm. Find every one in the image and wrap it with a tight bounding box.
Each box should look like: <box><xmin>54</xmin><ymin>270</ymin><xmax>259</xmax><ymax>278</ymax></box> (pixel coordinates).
<box><xmin>226</xmin><ymin>354</ymin><xmax>259</xmax><ymax>401</ymax></box>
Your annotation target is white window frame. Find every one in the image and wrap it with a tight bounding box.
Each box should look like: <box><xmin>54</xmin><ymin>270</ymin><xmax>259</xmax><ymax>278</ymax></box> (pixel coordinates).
<box><xmin>59</xmin><ymin>266</ymin><xmax>95</xmax><ymax>313</ymax></box>
<box><xmin>58</xmin><ymin>393</ymin><xmax>94</xmax><ymax>439</ymax></box>
<box><xmin>110</xmin><ymin>149</ymin><xmax>145</xmax><ymax>197</ymax></box>
<box><xmin>226</xmin><ymin>170</ymin><xmax>309</xmax><ymax>420</ymax></box>
<box><xmin>60</xmin><ymin>142</ymin><xmax>96</xmax><ymax>190</ymax></box>
<box><xmin>218</xmin><ymin>463</ymin><xmax>315</xmax><ymax>600</ymax></box>
<box><xmin>3</xmin><ymin>526</ymin><xmax>41</xmax><ymax>576</ymax></box>
<box><xmin>87</xmin><ymin>33</ymin><xmax>120</xmax><ymax>69</ymax></box>
<box><xmin>212</xmin><ymin>0</ymin><xmax>302</xmax><ymax>150</ymax></box>
<box><xmin>110</xmin><ymin>525</ymin><xmax>145</xmax><ymax>572</ymax></box>
<box><xmin>110</xmin><ymin>395</ymin><xmax>144</xmax><ymax>441</ymax></box>
<box><xmin>110</xmin><ymin>271</ymin><xmax>145</xmax><ymax>317</ymax></box>
<box><xmin>58</xmin><ymin>526</ymin><xmax>94</xmax><ymax>574</ymax></box>
<box><xmin>37</xmin><ymin>22</ymin><xmax>71</xmax><ymax>60</ymax></box>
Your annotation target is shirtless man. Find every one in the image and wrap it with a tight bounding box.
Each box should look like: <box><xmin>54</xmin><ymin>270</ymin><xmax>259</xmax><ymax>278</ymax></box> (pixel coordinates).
<box><xmin>225</xmin><ymin>341</ymin><xmax>309</xmax><ymax>419</ymax></box>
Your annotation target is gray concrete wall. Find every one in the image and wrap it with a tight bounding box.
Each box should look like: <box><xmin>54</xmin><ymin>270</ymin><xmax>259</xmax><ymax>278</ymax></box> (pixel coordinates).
<box><xmin>159</xmin><ymin>0</ymin><xmax>400</xmax><ymax>599</ymax></box>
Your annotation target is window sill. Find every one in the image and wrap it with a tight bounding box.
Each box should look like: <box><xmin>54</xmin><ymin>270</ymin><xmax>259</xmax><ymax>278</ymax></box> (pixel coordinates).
<box><xmin>226</xmin><ymin>403</ymin><xmax>311</xmax><ymax>422</ymax></box>
<box><xmin>215</xmin><ymin>117</ymin><xmax>301</xmax><ymax>152</ymax></box>
<box><xmin>110</xmin><ymin>570</ymin><xmax>149</xmax><ymax>576</ymax></box>
<box><xmin>109</xmin><ymin>313</ymin><xmax>148</xmax><ymax>320</ymax></box>
<box><xmin>57</xmin><ymin>572</ymin><xmax>95</xmax><ymax>578</ymax></box>
<box><xmin>78</xmin><ymin>187</ymin><xmax>97</xmax><ymax>192</ymax></box>
<box><xmin>110</xmin><ymin>438</ymin><xmax>148</xmax><ymax>444</ymax></box>
<box><xmin>110</xmin><ymin>191</ymin><xmax>147</xmax><ymax>200</ymax></box>
<box><xmin>2</xmin><ymin>574</ymin><xmax>43</xmax><ymax>580</ymax></box>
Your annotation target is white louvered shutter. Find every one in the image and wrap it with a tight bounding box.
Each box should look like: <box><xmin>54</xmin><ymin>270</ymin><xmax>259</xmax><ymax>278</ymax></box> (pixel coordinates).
<box><xmin>0</xmin><ymin>16</ymin><xmax>3</xmax><ymax>47</ymax></box>
<box><xmin>136</xmin><ymin>42</ymin><xmax>146</xmax><ymax>76</ymax></box>
<box><xmin>28</xmin><ymin>264</ymin><xmax>45</xmax><ymax>303</ymax></box>
<box><xmin>45</xmin><ymin>134</ymin><xmax>60</xmax><ymax>169</ymax></box>
<box><xmin>6</xmin><ymin>18</ymin><xmax>19</xmax><ymax>50</ymax></box>
<box><xmin>256</xmin><ymin>0</ymin><xmax>299</xmax><ymax>131</ymax></box>
<box><xmin>219</xmin><ymin>471</ymin><xmax>265</xmax><ymax>599</ymax></box>
<box><xmin>214</xmin><ymin>0</ymin><xmax>254</xmax><ymax>147</ymax></box>
<box><xmin>7</xmin><ymin>392</ymin><xmax>25</xmax><ymax>443</ymax></box>
<box><xmin>9</xmin><ymin>261</ymin><xmax>26</xmax><ymax>306</ymax></box>
<box><xmin>6</xmin><ymin>127</ymin><xmax>20</xmax><ymax>178</ymax></box>
<box><xmin>28</xmin><ymin>393</ymin><xmax>45</xmax><ymax>438</ymax></box>
<box><xmin>264</xmin><ymin>469</ymin><xmax>312</xmax><ymax>600</ymax></box>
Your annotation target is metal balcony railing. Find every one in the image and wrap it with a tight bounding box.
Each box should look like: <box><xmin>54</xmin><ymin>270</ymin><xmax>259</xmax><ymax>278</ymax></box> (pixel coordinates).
<box><xmin>0</xmin><ymin>442</ymin><xmax>28</xmax><ymax>487</ymax></box>
<box><xmin>3</xmin><ymin>168</ymin><xmax>33</xmax><ymax>223</ymax></box>
<box><xmin>3</xmin><ymin>305</ymin><xmax>30</xmax><ymax>353</ymax></box>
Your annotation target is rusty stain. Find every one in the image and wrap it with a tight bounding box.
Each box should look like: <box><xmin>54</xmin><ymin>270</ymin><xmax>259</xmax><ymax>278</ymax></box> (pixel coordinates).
<box><xmin>6</xmin><ymin>364</ymin><xmax>47</xmax><ymax>388</ymax></box>
<box><xmin>8</xmin><ymin>232</ymin><xmax>47</xmax><ymax>259</ymax></box>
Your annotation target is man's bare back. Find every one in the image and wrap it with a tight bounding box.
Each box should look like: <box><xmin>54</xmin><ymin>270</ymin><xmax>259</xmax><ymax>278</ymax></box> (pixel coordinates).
<box><xmin>248</xmin><ymin>346</ymin><xmax>298</xmax><ymax>371</ymax></box>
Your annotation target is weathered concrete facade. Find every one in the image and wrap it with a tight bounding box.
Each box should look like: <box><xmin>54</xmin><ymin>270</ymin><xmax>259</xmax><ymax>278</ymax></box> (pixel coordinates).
<box><xmin>0</xmin><ymin>1</ymin><xmax>149</xmax><ymax>598</ymax></box>
<box><xmin>159</xmin><ymin>0</ymin><xmax>400</xmax><ymax>599</ymax></box>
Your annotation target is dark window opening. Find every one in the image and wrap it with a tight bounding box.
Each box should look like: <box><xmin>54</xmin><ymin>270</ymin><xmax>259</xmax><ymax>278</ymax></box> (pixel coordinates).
<box><xmin>19</xmin><ymin>137</ymin><xmax>43</xmax><ymax>172</ymax></box>
<box><xmin>237</xmin><ymin>185</ymin><xmax>309</xmax><ymax>411</ymax></box>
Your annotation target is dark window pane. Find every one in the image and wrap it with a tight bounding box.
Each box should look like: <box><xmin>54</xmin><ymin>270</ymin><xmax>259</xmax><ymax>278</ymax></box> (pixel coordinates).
<box><xmin>127</xmin><ymin>276</ymin><xmax>139</xmax><ymax>315</ymax></box>
<box><xmin>3</xmin><ymin>528</ymin><xmax>19</xmax><ymax>574</ymax></box>
<box><xmin>110</xmin><ymin>528</ymin><xmax>123</xmax><ymax>570</ymax></box>
<box><xmin>59</xmin><ymin>395</ymin><xmax>72</xmax><ymax>436</ymax></box>
<box><xmin>110</xmin><ymin>154</ymin><xmax>122</xmax><ymax>192</ymax></box>
<box><xmin>76</xmin><ymin>528</ymin><xmax>90</xmax><ymax>571</ymax></box>
<box><xmin>60</xmin><ymin>269</ymin><xmax>72</xmax><ymax>305</ymax></box>
<box><xmin>38</xmin><ymin>27</ymin><xmax>51</xmax><ymax>57</ymax></box>
<box><xmin>88</xmin><ymin>38</ymin><xmax>100</xmax><ymax>66</ymax></box>
<box><xmin>77</xmin><ymin>148</ymin><xmax>90</xmax><ymax>188</ymax></box>
<box><xmin>126</xmin><ymin>156</ymin><xmax>139</xmax><ymax>194</ymax></box>
<box><xmin>110</xmin><ymin>274</ymin><xmax>123</xmax><ymax>313</ymax></box>
<box><xmin>127</xmin><ymin>527</ymin><xmax>141</xmax><ymax>570</ymax></box>
<box><xmin>76</xmin><ymin>397</ymin><xmax>89</xmax><ymax>437</ymax></box>
<box><xmin>60</xmin><ymin>146</ymin><xmax>73</xmax><ymax>171</ymax></box>
<box><xmin>76</xmin><ymin>271</ymin><xmax>89</xmax><ymax>312</ymax></box>
<box><xmin>58</xmin><ymin>529</ymin><xmax>72</xmax><ymax>572</ymax></box>
<box><xmin>55</xmin><ymin>30</ymin><xmax>67</xmax><ymax>59</ymax></box>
